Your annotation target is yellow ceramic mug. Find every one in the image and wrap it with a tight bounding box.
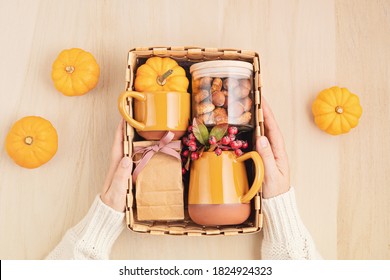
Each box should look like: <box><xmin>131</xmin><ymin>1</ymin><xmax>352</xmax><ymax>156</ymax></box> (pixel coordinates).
<box><xmin>118</xmin><ymin>91</ymin><xmax>190</xmax><ymax>140</ymax></box>
<box><xmin>188</xmin><ymin>150</ymin><xmax>264</xmax><ymax>226</ymax></box>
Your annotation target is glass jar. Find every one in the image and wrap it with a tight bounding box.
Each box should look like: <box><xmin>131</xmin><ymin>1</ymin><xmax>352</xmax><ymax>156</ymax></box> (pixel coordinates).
<box><xmin>189</xmin><ymin>60</ymin><xmax>254</xmax><ymax>131</ymax></box>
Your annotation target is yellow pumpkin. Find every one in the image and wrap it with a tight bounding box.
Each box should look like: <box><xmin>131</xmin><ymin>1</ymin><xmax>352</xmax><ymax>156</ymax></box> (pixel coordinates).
<box><xmin>312</xmin><ymin>86</ymin><xmax>363</xmax><ymax>135</ymax></box>
<box><xmin>5</xmin><ymin>116</ymin><xmax>58</xmax><ymax>168</ymax></box>
<box><xmin>134</xmin><ymin>57</ymin><xmax>189</xmax><ymax>92</ymax></box>
<box><xmin>52</xmin><ymin>48</ymin><xmax>100</xmax><ymax>96</ymax></box>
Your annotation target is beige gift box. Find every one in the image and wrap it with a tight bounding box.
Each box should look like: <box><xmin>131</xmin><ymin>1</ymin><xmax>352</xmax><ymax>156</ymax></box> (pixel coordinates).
<box><xmin>133</xmin><ymin>140</ymin><xmax>184</xmax><ymax>221</ymax></box>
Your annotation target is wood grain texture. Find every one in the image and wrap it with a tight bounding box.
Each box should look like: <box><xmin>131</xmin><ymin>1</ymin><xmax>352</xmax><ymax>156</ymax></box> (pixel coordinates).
<box><xmin>336</xmin><ymin>0</ymin><xmax>390</xmax><ymax>259</ymax></box>
<box><xmin>0</xmin><ymin>0</ymin><xmax>388</xmax><ymax>260</ymax></box>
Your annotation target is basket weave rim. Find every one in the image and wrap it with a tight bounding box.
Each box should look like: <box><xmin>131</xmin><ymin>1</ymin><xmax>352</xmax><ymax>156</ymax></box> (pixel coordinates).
<box><xmin>124</xmin><ymin>46</ymin><xmax>263</xmax><ymax>235</ymax></box>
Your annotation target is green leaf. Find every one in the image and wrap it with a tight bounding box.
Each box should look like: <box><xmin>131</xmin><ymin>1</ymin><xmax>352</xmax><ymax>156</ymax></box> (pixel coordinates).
<box><xmin>209</xmin><ymin>123</ymin><xmax>228</xmax><ymax>141</ymax></box>
<box><xmin>192</xmin><ymin>118</ymin><xmax>209</xmax><ymax>145</ymax></box>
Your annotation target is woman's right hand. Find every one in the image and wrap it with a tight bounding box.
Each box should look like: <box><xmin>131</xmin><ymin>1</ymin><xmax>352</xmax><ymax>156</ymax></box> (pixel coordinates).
<box><xmin>256</xmin><ymin>98</ymin><xmax>290</xmax><ymax>199</ymax></box>
<box><xmin>100</xmin><ymin>119</ymin><xmax>132</xmax><ymax>212</ymax></box>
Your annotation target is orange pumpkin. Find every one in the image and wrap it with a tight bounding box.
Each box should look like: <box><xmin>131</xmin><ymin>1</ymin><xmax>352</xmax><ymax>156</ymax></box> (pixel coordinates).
<box><xmin>312</xmin><ymin>86</ymin><xmax>363</xmax><ymax>135</ymax></box>
<box><xmin>134</xmin><ymin>57</ymin><xmax>189</xmax><ymax>92</ymax></box>
<box><xmin>5</xmin><ymin>116</ymin><xmax>58</xmax><ymax>168</ymax></box>
<box><xmin>51</xmin><ymin>48</ymin><xmax>100</xmax><ymax>96</ymax></box>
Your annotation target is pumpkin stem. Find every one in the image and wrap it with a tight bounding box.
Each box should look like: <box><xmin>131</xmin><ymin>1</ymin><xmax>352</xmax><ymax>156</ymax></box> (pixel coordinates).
<box><xmin>335</xmin><ymin>106</ymin><xmax>344</xmax><ymax>114</ymax></box>
<box><xmin>24</xmin><ymin>136</ymin><xmax>33</xmax><ymax>145</ymax></box>
<box><xmin>157</xmin><ymin>69</ymin><xmax>173</xmax><ymax>86</ymax></box>
<box><xmin>65</xmin><ymin>66</ymin><xmax>75</xmax><ymax>74</ymax></box>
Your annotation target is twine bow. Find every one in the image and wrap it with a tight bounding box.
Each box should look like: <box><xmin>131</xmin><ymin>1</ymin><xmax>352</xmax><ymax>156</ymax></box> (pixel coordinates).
<box><xmin>132</xmin><ymin>131</ymin><xmax>181</xmax><ymax>184</ymax></box>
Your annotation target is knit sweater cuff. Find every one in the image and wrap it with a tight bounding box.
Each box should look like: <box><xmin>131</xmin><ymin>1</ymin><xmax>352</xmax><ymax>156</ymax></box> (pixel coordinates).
<box><xmin>262</xmin><ymin>187</ymin><xmax>309</xmax><ymax>243</ymax></box>
<box><xmin>70</xmin><ymin>195</ymin><xmax>125</xmax><ymax>259</ymax></box>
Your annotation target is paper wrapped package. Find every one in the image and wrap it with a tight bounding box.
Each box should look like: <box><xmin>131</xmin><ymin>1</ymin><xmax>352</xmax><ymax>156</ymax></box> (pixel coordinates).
<box><xmin>132</xmin><ymin>136</ymin><xmax>184</xmax><ymax>221</ymax></box>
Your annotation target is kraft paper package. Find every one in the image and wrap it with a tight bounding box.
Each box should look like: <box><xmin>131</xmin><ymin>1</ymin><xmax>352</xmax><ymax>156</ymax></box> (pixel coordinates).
<box><xmin>132</xmin><ymin>140</ymin><xmax>184</xmax><ymax>221</ymax></box>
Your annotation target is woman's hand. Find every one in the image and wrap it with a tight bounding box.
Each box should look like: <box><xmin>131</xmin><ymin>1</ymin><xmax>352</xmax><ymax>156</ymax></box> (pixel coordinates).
<box><xmin>100</xmin><ymin>119</ymin><xmax>132</xmax><ymax>212</ymax></box>
<box><xmin>256</xmin><ymin>98</ymin><xmax>290</xmax><ymax>199</ymax></box>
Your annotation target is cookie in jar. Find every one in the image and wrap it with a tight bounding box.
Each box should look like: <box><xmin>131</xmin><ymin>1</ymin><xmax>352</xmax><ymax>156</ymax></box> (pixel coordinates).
<box><xmin>190</xmin><ymin>61</ymin><xmax>254</xmax><ymax>131</ymax></box>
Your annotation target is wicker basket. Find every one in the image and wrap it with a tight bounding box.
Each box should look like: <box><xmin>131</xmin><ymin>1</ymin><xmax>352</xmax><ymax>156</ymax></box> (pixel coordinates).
<box><xmin>123</xmin><ymin>47</ymin><xmax>264</xmax><ymax>236</ymax></box>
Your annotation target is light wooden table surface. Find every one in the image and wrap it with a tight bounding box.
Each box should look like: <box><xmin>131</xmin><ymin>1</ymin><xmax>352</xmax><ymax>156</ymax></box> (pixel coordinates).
<box><xmin>0</xmin><ymin>0</ymin><xmax>389</xmax><ymax>260</ymax></box>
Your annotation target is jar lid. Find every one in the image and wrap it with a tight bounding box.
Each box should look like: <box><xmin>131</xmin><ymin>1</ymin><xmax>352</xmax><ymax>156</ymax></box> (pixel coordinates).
<box><xmin>190</xmin><ymin>60</ymin><xmax>253</xmax><ymax>79</ymax></box>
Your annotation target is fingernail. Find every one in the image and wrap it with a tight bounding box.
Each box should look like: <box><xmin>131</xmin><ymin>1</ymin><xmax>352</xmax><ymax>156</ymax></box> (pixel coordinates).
<box><xmin>260</xmin><ymin>136</ymin><xmax>268</xmax><ymax>148</ymax></box>
<box><xmin>121</xmin><ymin>157</ymin><xmax>131</xmax><ymax>168</ymax></box>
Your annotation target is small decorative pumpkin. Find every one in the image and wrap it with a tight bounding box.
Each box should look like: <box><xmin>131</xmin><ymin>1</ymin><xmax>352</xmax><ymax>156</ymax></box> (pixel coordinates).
<box><xmin>5</xmin><ymin>116</ymin><xmax>58</xmax><ymax>168</ymax></box>
<box><xmin>134</xmin><ymin>57</ymin><xmax>189</xmax><ymax>92</ymax></box>
<box><xmin>312</xmin><ymin>86</ymin><xmax>363</xmax><ymax>135</ymax></box>
<box><xmin>52</xmin><ymin>48</ymin><xmax>100</xmax><ymax>96</ymax></box>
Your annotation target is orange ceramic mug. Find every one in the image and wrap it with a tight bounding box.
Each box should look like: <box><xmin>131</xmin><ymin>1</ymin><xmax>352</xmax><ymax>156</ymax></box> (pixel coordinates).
<box><xmin>118</xmin><ymin>91</ymin><xmax>190</xmax><ymax>140</ymax></box>
<box><xmin>188</xmin><ymin>150</ymin><xmax>264</xmax><ymax>226</ymax></box>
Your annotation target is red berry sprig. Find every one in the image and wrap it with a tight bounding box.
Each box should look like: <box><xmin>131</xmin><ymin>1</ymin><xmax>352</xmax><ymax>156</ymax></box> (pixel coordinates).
<box><xmin>228</xmin><ymin>126</ymin><xmax>238</xmax><ymax>135</ymax></box>
<box><xmin>234</xmin><ymin>149</ymin><xmax>244</xmax><ymax>157</ymax></box>
<box><xmin>208</xmin><ymin>136</ymin><xmax>217</xmax><ymax>145</ymax></box>
<box><xmin>190</xmin><ymin>152</ymin><xmax>199</xmax><ymax>160</ymax></box>
<box><xmin>215</xmin><ymin>147</ymin><xmax>222</xmax><ymax>156</ymax></box>
<box><xmin>180</xmin><ymin>121</ymin><xmax>250</xmax><ymax>175</ymax></box>
<box><xmin>221</xmin><ymin>136</ymin><xmax>230</xmax><ymax>145</ymax></box>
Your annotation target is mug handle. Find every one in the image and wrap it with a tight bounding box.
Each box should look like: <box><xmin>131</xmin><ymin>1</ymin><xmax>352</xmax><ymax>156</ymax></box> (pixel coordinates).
<box><xmin>236</xmin><ymin>151</ymin><xmax>264</xmax><ymax>203</ymax></box>
<box><xmin>118</xmin><ymin>91</ymin><xmax>147</xmax><ymax>130</ymax></box>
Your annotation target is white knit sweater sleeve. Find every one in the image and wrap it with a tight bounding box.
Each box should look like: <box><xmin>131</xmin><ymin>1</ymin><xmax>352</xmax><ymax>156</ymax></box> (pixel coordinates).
<box><xmin>261</xmin><ymin>187</ymin><xmax>322</xmax><ymax>260</ymax></box>
<box><xmin>46</xmin><ymin>195</ymin><xmax>125</xmax><ymax>260</ymax></box>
